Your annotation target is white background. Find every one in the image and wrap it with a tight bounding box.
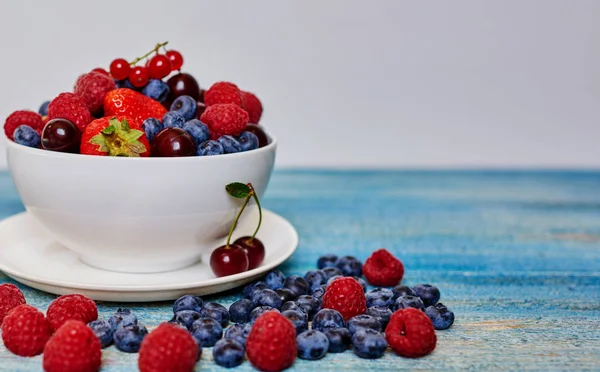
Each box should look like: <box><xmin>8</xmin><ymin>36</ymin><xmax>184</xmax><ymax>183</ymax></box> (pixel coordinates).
<box><xmin>0</xmin><ymin>0</ymin><xmax>598</xmax><ymax>169</ymax></box>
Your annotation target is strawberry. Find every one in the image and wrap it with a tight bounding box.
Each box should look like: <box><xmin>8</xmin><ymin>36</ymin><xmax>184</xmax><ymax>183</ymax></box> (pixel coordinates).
<box><xmin>104</xmin><ymin>88</ymin><xmax>167</xmax><ymax>127</ymax></box>
<box><xmin>80</xmin><ymin>116</ymin><xmax>150</xmax><ymax>157</ymax></box>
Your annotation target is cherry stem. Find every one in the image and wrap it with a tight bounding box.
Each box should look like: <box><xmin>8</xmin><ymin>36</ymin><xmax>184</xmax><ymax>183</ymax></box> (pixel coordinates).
<box><xmin>130</xmin><ymin>41</ymin><xmax>169</xmax><ymax>66</ymax></box>
<box><xmin>248</xmin><ymin>184</ymin><xmax>262</xmax><ymax>240</ymax></box>
<box><xmin>225</xmin><ymin>191</ymin><xmax>252</xmax><ymax>248</ymax></box>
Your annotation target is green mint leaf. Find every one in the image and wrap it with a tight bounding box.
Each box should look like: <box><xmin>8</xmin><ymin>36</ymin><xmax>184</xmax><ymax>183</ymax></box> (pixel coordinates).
<box><xmin>226</xmin><ymin>182</ymin><xmax>251</xmax><ymax>198</ymax></box>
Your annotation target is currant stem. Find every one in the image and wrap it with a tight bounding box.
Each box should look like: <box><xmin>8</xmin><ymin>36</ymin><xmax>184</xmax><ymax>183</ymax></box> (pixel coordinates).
<box><xmin>129</xmin><ymin>41</ymin><xmax>169</xmax><ymax>66</ymax></box>
<box><xmin>225</xmin><ymin>193</ymin><xmax>251</xmax><ymax>248</ymax></box>
<box><xmin>248</xmin><ymin>184</ymin><xmax>262</xmax><ymax>240</ymax></box>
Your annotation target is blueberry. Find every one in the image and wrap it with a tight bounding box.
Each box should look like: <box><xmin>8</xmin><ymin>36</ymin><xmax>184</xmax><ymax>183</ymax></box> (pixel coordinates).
<box><xmin>282</xmin><ymin>310</ymin><xmax>308</xmax><ymax>334</ymax></box>
<box><xmin>295</xmin><ymin>295</ymin><xmax>320</xmax><ymax>320</ymax></box>
<box><xmin>224</xmin><ymin>323</ymin><xmax>252</xmax><ymax>346</ymax></box>
<box><xmin>218</xmin><ymin>135</ymin><xmax>242</xmax><ymax>154</ymax></box>
<box><xmin>170</xmin><ymin>310</ymin><xmax>201</xmax><ymax>331</ymax></box>
<box><xmin>13</xmin><ymin>125</ymin><xmax>40</xmax><ymax>148</ymax></box>
<box><xmin>393</xmin><ymin>295</ymin><xmax>425</xmax><ymax>311</ymax></box>
<box><xmin>142</xmin><ymin>79</ymin><xmax>170</xmax><ymax>102</ymax></box>
<box><xmin>351</xmin><ymin>328</ymin><xmax>387</xmax><ymax>359</ymax></box>
<box><xmin>173</xmin><ymin>295</ymin><xmax>204</xmax><ymax>313</ymax></box>
<box><xmin>296</xmin><ymin>330</ymin><xmax>329</xmax><ymax>360</ymax></box>
<box><xmin>197</xmin><ymin>140</ymin><xmax>224</xmax><ymax>156</ymax></box>
<box><xmin>108</xmin><ymin>308</ymin><xmax>138</xmax><ymax>330</ymax></box>
<box><xmin>87</xmin><ymin>320</ymin><xmax>113</xmax><ymax>348</ymax></box>
<box><xmin>170</xmin><ymin>95</ymin><xmax>197</xmax><ymax>121</ymax></box>
<box><xmin>312</xmin><ymin>309</ymin><xmax>345</xmax><ymax>332</ymax></box>
<box><xmin>327</xmin><ymin>275</ymin><xmax>343</xmax><ymax>286</ymax></box>
<box><xmin>250</xmin><ymin>306</ymin><xmax>279</xmax><ymax>324</ymax></box>
<box><xmin>413</xmin><ymin>284</ymin><xmax>441</xmax><ymax>307</ymax></box>
<box><xmin>425</xmin><ymin>303</ymin><xmax>455</xmax><ymax>330</ymax></box>
<box><xmin>281</xmin><ymin>301</ymin><xmax>307</xmax><ymax>318</ymax></box>
<box><xmin>118</xmin><ymin>79</ymin><xmax>138</xmax><ymax>90</ymax></box>
<box><xmin>237</xmin><ymin>131</ymin><xmax>259</xmax><ymax>151</ymax></box>
<box><xmin>264</xmin><ymin>270</ymin><xmax>286</xmax><ymax>290</ymax></box>
<box><xmin>366</xmin><ymin>306</ymin><xmax>393</xmax><ymax>329</ymax></box>
<box><xmin>347</xmin><ymin>315</ymin><xmax>381</xmax><ymax>335</ymax></box>
<box><xmin>251</xmin><ymin>288</ymin><xmax>283</xmax><ymax>309</ymax></box>
<box><xmin>311</xmin><ymin>285</ymin><xmax>326</xmax><ymax>300</ymax></box>
<box><xmin>284</xmin><ymin>275</ymin><xmax>310</xmax><ymax>297</ymax></box>
<box><xmin>336</xmin><ymin>256</ymin><xmax>363</xmax><ymax>277</ymax></box>
<box><xmin>213</xmin><ymin>339</ymin><xmax>245</xmax><ymax>368</ymax></box>
<box><xmin>323</xmin><ymin>327</ymin><xmax>352</xmax><ymax>353</ymax></box>
<box><xmin>243</xmin><ymin>282</ymin><xmax>269</xmax><ymax>299</ymax></box>
<box><xmin>200</xmin><ymin>302</ymin><xmax>230</xmax><ymax>328</ymax></box>
<box><xmin>322</xmin><ymin>267</ymin><xmax>343</xmax><ymax>280</ymax></box>
<box><xmin>113</xmin><ymin>325</ymin><xmax>148</xmax><ymax>353</ymax></box>
<box><xmin>275</xmin><ymin>288</ymin><xmax>296</xmax><ymax>303</ymax></box>
<box><xmin>162</xmin><ymin>111</ymin><xmax>186</xmax><ymax>129</ymax></box>
<box><xmin>354</xmin><ymin>277</ymin><xmax>368</xmax><ymax>292</ymax></box>
<box><xmin>229</xmin><ymin>299</ymin><xmax>255</xmax><ymax>324</ymax></box>
<box><xmin>191</xmin><ymin>317</ymin><xmax>223</xmax><ymax>347</ymax></box>
<box><xmin>304</xmin><ymin>270</ymin><xmax>327</xmax><ymax>291</ymax></box>
<box><xmin>392</xmin><ymin>285</ymin><xmax>417</xmax><ymax>300</ymax></box>
<box><xmin>182</xmin><ymin>119</ymin><xmax>210</xmax><ymax>145</ymax></box>
<box><xmin>142</xmin><ymin>117</ymin><xmax>163</xmax><ymax>143</ymax></box>
<box><xmin>317</xmin><ymin>254</ymin><xmax>339</xmax><ymax>269</ymax></box>
<box><xmin>366</xmin><ymin>288</ymin><xmax>395</xmax><ymax>308</ymax></box>
<box><xmin>38</xmin><ymin>101</ymin><xmax>50</xmax><ymax>116</ymax></box>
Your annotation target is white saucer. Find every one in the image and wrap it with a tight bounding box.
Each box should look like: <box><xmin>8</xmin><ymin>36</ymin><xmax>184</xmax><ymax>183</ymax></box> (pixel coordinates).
<box><xmin>0</xmin><ymin>208</ymin><xmax>298</xmax><ymax>302</ymax></box>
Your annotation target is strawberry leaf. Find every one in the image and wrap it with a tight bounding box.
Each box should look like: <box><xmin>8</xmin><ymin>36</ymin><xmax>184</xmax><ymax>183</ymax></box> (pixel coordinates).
<box><xmin>226</xmin><ymin>182</ymin><xmax>251</xmax><ymax>198</ymax></box>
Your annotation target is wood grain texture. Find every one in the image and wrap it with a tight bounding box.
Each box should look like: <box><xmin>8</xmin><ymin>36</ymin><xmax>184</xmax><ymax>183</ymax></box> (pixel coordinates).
<box><xmin>1</xmin><ymin>170</ymin><xmax>599</xmax><ymax>371</ymax></box>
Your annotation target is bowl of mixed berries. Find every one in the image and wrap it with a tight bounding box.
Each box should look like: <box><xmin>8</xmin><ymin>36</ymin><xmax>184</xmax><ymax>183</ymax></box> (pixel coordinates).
<box><xmin>2</xmin><ymin>42</ymin><xmax>276</xmax><ymax>273</ymax></box>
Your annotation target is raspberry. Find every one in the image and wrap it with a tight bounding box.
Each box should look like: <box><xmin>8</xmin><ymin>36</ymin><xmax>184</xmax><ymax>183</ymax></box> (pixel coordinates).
<box><xmin>241</xmin><ymin>91</ymin><xmax>263</xmax><ymax>123</ymax></box>
<box><xmin>3</xmin><ymin>110</ymin><xmax>43</xmax><ymax>140</ymax></box>
<box><xmin>0</xmin><ymin>283</ymin><xmax>26</xmax><ymax>324</ymax></box>
<box><xmin>199</xmin><ymin>103</ymin><xmax>249</xmax><ymax>140</ymax></box>
<box><xmin>385</xmin><ymin>308</ymin><xmax>437</xmax><ymax>358</ymax></box>
<box><xmin>1</xmin><ymin>304</ymin><xmax>52</xmax><ymax>356</ymax></box>
<box><xmin>321</xmin><ymin>277</ymin><xmax>367</xmax><ymax>321</ymax></box>
<box><xmin>138</xmin><ymin>323</ymin><xmax>200</xmax><ymax>372</ymax></box>
<box><xmin>363</xmin><ymin>248</ymin><xmax>405</xmax><ymax>287</ymax></box>
<box><xmin>48</xmin><ymin>92</ymin><xmax>92</xmax><ymax>132</ymax></box>
<box><xmin>43</xmin><ymin>320</ymin><xmax>102</xmax><ymax>372</ymax></box>
<box><xmin>46</xmin><ymin>294</ymin><xmax>98</xmax><ymax>331</ymax></box>
<box><xmin>246</xmin><ymin>311</ymin><xmax>297</xmax><ymax>372</ymax></box>
<box><xmin>74</xmin><ymin>71</ymin><xmax>116</xmax><ymax>115</ymax></box>
<box><xmin>204</xmin><ymin>82</ymin><xmax>243</xmax><ymax>107</ymax></box>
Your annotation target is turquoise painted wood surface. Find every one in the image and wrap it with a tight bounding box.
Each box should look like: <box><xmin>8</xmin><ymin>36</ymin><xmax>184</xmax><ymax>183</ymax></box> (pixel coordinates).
<box><xmin>1</xmin><ymin>170</ymin><xmax>599</xmax><ymax>371</ymax></box>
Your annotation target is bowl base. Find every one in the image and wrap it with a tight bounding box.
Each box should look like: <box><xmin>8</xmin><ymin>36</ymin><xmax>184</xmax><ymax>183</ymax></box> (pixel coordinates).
<box><xmin>78</xmin><ymin>254</ymin><xmax>203</xmax><ymax>274</ymax></box>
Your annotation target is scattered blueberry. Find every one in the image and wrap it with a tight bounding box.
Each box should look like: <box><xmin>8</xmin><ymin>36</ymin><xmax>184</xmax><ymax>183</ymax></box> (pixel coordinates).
<box><xmin>296</xmin><ymin>330</ymin><xmax>329</xmax><ymax>360</ymax></box>
<box><xmin>108</xmin><ymin>308</ymin><xmax>138</xmax><ymax>330</ymax></box>
<box><xmin>38</xmin><ymin>101</ymin><xmax>50</xmax><ymax>116</ymax></box>
<box><xmin>182</xmin><ymin>119</ymin><xmax>210</xmax><ymax>145</ymax></box>
<box><xmin>347</xmin><ymin>315</ymin><xmax>381</xmax><ymax>335</ymax></box>
<box><xmin>237</xmin><ymin>131</ymin><xmax>259</xmax><ymax>151</ymax></box>
<box><xmin>170</xmin><ymin>310</ymin><xmax>201</xmax><ymax>331</ymax></box>
<box><xmin>322</xmin><ymin>267</ymin><xmax>343</xmax><ymax>280</ymax></box>
<box><xmin>197</xmin><ymin>140</ymin><xmax>224</xmax><ymax>156</ymax></box>
<box><xmin>281</xmin><ymin>301</ymin><xmax>307</xmax><ymax>318</ymax></box>
<box><xmin>336</xmin><ymin>256</ymin><xmax>363</xmax><ymax>277</ymax></box>
<box><xmin>87</xmin><ymin>320</ymin><xmax>114</xmax><ymax>348</ymax></box>
<box><xmin>142</xmin><ymin>79</ymin><xmax>170</xmax><ymax>102</ymax></box>
<box><xmin>327</xmin><ymin>275</ymin><xmax>343</xmax><ymax>286</ymax></box>
<box><xmin>229</xmin><ymin>299</ymin><xmax>255</xmax><ymax>324</ymax></box>
<box><xmin>354</xmin><ymin>277</ymin><xmax>368</xmax><ymax>292</ymax></box>
<box><xmin>213</xmin><ymin>339</ymin><xmax>245</xmax><ymax>368</ymax></box>
<box><xmin>191</xmin><ymin>317</ymin><xmax>223</xmax><ymax>347</ymax></box>
<box><xmin>393</xmin><ymin>295</ymin><xmax>425</xmax><ymax>311</ymax></box>
<box><xmin>162</xmin><ymin>111</ymin><xmax>186</xmax><ymax>129</ymax></box>
<box><xmin>284</xmin><ymin>275</ymin><xmax>310</xmax><ymax>298</ymax></box>
<box><xmin>250</xmin><ymin>306</ymin><xmax>279</xmax><ymax>324</ymax></box>
<box><xmin>218</xmin><ymin>135</ymin><xmax>242</xmax><ymax>154</ymax></box>
<box><xmin>413</xmin><ymin>284</ymin><xmax>441</xmax><ymax>307</ymax></box>
<box><xmin>13</xmin><ymin>125</ymin><xmax>40</xmax><ymax>148</ymax></box>
<box><xmin>425</xmin><ymin>303</ymin><xmax>455</xmax><ymax>330</ymax></box>
<box><xmin>311</xmin><ymin>285</ymin><xmax>326</xmax><ymax>300</ymax></box>
<box><xmin>295</xmin><ymin>295</ymin><xmax>320</xmax><ymax>320</ymax></box>
<box><xmin>113</xmin><ymin>325</ymin><xmax>148</xmax><ymax>353</ymax></box>
<box><xmin>243</xmin><ymin>282</ymin><xmax>269</xmax><ymax>299</ymax></box>
<box><xmin>224</xmin><ymin>323</ymin><xmax>252</xmax><ymax>346</ymax></box>
<box><xmin>392</xmin><ymin>285</ymin><xmax>417</xmax><ymax>300</ymax></box>
<box><xmin>251</xmin><ymin>288</ymin><xmax>283</xmax><ymax>309</ymax></box>
<box><xmin>366</xmin><ymin>288</ymin><xmax>395</xmax><ymax>308</ymax></box>
<box><xmin>170</xmin><ymin>95</ymin><xmax>197</xmax><ymax>120</ymax></box>
<box><xmin>275</xmin><ymin>288</ymin><xmax>296</xmax><ymax>303</ymax></box>
<box><xmin>312</xmin><ymin>309</ymin><xmax>345</xmax><ymax>332</ymax></box>
<box><xmin>366</xmin><ymin>306</ymin><xmax>393</xmax><ymax>329</ymax></box>
<box><xmin>317</xmin><ymin>254</ymin><xmax>339</xmax><ymax>269</ymax></box>
<box><xmin>282</xmin><ymin>310</ymin><xmax>308</xmax><ymax>334</ymax></box>
<box><xmin>118</xmin><ymin>79</ymin><xmax>138</xmax><ymax>90</ymax></box>
<box><xmin>265</xmin><ymin>270</ymin><xmax>286</xmax><ymax>290</ymax></box>
<box><xmin>142</xmin><ymin>117</ymin><xmax>163</xmax><ymax>143</ymax></box>
<box><xmin>173</xmin><ymin>295</ymin><xmax>204</xmax><ymax>313</ymax></box>
<box><xmin>304</xmin><ymin>270</ymin><xmax>327</xmax><ymax>291</ymax></box>
<box><xmin>200</xmin><ymin>302</ymin><xmax>230</xmax><ymax>328</ymax></box>
<box><xmin>324</xmin><ymin>327</ymin><xmax>352</xmax><ymax>353</ymax></box>
<box><xmin>351</xmin><ymin>328</ymin><xmax>387</xmax><ymax>359</ymax></box>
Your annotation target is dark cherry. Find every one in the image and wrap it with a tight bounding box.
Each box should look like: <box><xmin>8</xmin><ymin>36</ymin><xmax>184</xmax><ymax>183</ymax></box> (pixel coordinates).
<box><xmin>234</xmin><ymin>236</ymin><xmax>265</xmax><ymax>270</ymax></box>
<box><xmin>150</xmin><ymin>128</ymin><xmax>195</xmax><ymax>157</ymax></box>
<box><xmin>41</xmin><ymin>118</ymin><xmax>81</xmax><ymax>153</ymax></box>
<box><xmin>165</xmin><ymin>73</ymin><xmax>201</xmax><ymax>107</ymax></box>
<box><xmin>210</xmin><ymin>244</ymin><xmax>250</xmax><ymax>277</ymax></box>
<box><xmin>196</xmin><ymin>102</ymin><xmax>206</xmax><ymax>118</ymax></box>
<box><xmin>245</xmin><ymin>124</ymin><xmax>269</xmax><ymax>148</ymax></box>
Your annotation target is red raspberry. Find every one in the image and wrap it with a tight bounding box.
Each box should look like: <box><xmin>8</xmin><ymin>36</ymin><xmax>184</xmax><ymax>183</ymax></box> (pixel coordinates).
<box><xmin>204</xmin><ymin>82</ymin><xmax>243</xmax><ymax>107</ymax></box>
<box><xmin>48</xmin><ymin>92</ymin><xmax>92</xmax><ymax>132</ymax></box>
<box><xmin>321</xmin><ymin>277</ymin><xmax>367</xmax><ymax>321</ymax></box>
<box><xmin>1</xmin><ymin>304</ymin><xmax>52</xmax><ymax>356</ymax></box>
<box><xmin>43</xmin><ymin>320</ymin><xmax>102</xmax><ymax>372</ymax></box>
<box><xmin>385</xmin><ymin>308</ymin><xmax>437</xmax><ymax>358</ymax></box>
<box><xmin>246</xmin><ymin>311</ymin><xmax>297</xmax><ymax>372</ymax></box>
<box><xmin>241</xmin><ymin>91</ymin><xmax>263</xmax><ymax>123</ymax></box>
<box><xmin>74</xmin><ymin>71</ymin><xmax>117</xmax><ymax>115</ymax></box>
<box><xmin>363</xmin><ymin>248</ymin><xmax>405</xmax><ymax>286</ymax></box>
<box><xmin>3</xmin><ymin>110</ymin><xmax>44</xmax><ymax>140</ymax></box>
<box><xmin>0</xmin><ymin>283</ymin><xmax>26</xmax><ymax>324</ymax></box>
<box><xmin>46</xmin><ymin>294</ymin><xmax>98</xmax><ymax>331</ymax></box>
<box><xmin>200</xmin><ymin>103</ymin><xmax>249</xmax><ymax>140</ymax></box>
<box><xmin>138</xmin><ymin>323</ymin><xmax>200</xmax><ymax>372</ymax></box>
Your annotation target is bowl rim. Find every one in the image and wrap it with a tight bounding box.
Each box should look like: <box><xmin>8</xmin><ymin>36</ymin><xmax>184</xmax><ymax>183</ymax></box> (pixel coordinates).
<box><xmin>2</xmin><ymin>126</ymin><xmax>277</xmax><ymax>162</ymax></box>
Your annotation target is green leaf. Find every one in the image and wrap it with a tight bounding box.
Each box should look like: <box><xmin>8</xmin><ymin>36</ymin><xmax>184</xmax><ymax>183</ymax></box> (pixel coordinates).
<box><xmin>101</xmin><ymin>125</ymin><xmax>116</xmax><ymax>135</ymax></box>
<box><xmin>121</xmin><ymin>119</ymin><xmax>131</xmax><ymax>132</ymax></box>
<box><xmin>226</xmin><ymin>182</ymin><xmax>251</xmax><ymax>198</ymax></box>
<box><xmin>123</xmin><ymin>129</ymin><xmax>144</xmax><ymax>142</ymax></box>
<box><xmin>89</xmin><ymin>133</ymin><xmax>109</xmax><ymax>153</ymax></box>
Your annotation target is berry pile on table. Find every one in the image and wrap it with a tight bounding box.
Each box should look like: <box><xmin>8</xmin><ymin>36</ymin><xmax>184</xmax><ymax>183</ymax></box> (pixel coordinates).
<box><xmin>3</xmin><ymin>41</ymin><xmax>269</xmax><ymax>157</ymax></box>
<box><xmin>0</xmin><ymin>249</ymin><xmax>455</xmax><ymax>371</ymax></box>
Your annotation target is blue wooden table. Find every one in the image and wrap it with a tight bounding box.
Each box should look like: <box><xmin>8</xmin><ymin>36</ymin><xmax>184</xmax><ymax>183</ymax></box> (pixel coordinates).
<box><xmin>1</xmin><ymin>170</ymin><xmax>600</xmax><ymax>371</ymax></box>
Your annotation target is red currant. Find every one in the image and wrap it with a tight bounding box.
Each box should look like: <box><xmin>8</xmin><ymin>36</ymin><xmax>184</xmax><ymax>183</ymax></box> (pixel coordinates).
<box><xmin>148</xmin><ymin>55</ymin><xmax>172</xmax><ymax>79</ymax></box>
<box><xmin>166</xmin><ymin>50</ymin><xmax>184</xmax><ymax>70</ymax></box>
<box><xmin>129</xmin><ymin>66</ymin><xmax>150</xmax><ymax>87</ymax></box>
<box><xmin>109</xmin><ymin>58</ymin><xmax>130</xmax><ymax>80</ymax></box>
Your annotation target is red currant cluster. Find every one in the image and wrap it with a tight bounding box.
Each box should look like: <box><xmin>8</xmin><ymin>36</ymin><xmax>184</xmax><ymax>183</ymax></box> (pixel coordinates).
<box><xmin>108</xmin><ymin>42</ymin><xmax>184</xmax><ymax>87</ymax></box>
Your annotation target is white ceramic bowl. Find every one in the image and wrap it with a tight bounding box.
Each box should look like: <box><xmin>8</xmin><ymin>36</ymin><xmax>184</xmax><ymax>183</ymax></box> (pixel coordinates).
<box><xmin>3</xmin><ymin>131</ymin><xmax>277</xmax><ymax>273</ymax></box>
